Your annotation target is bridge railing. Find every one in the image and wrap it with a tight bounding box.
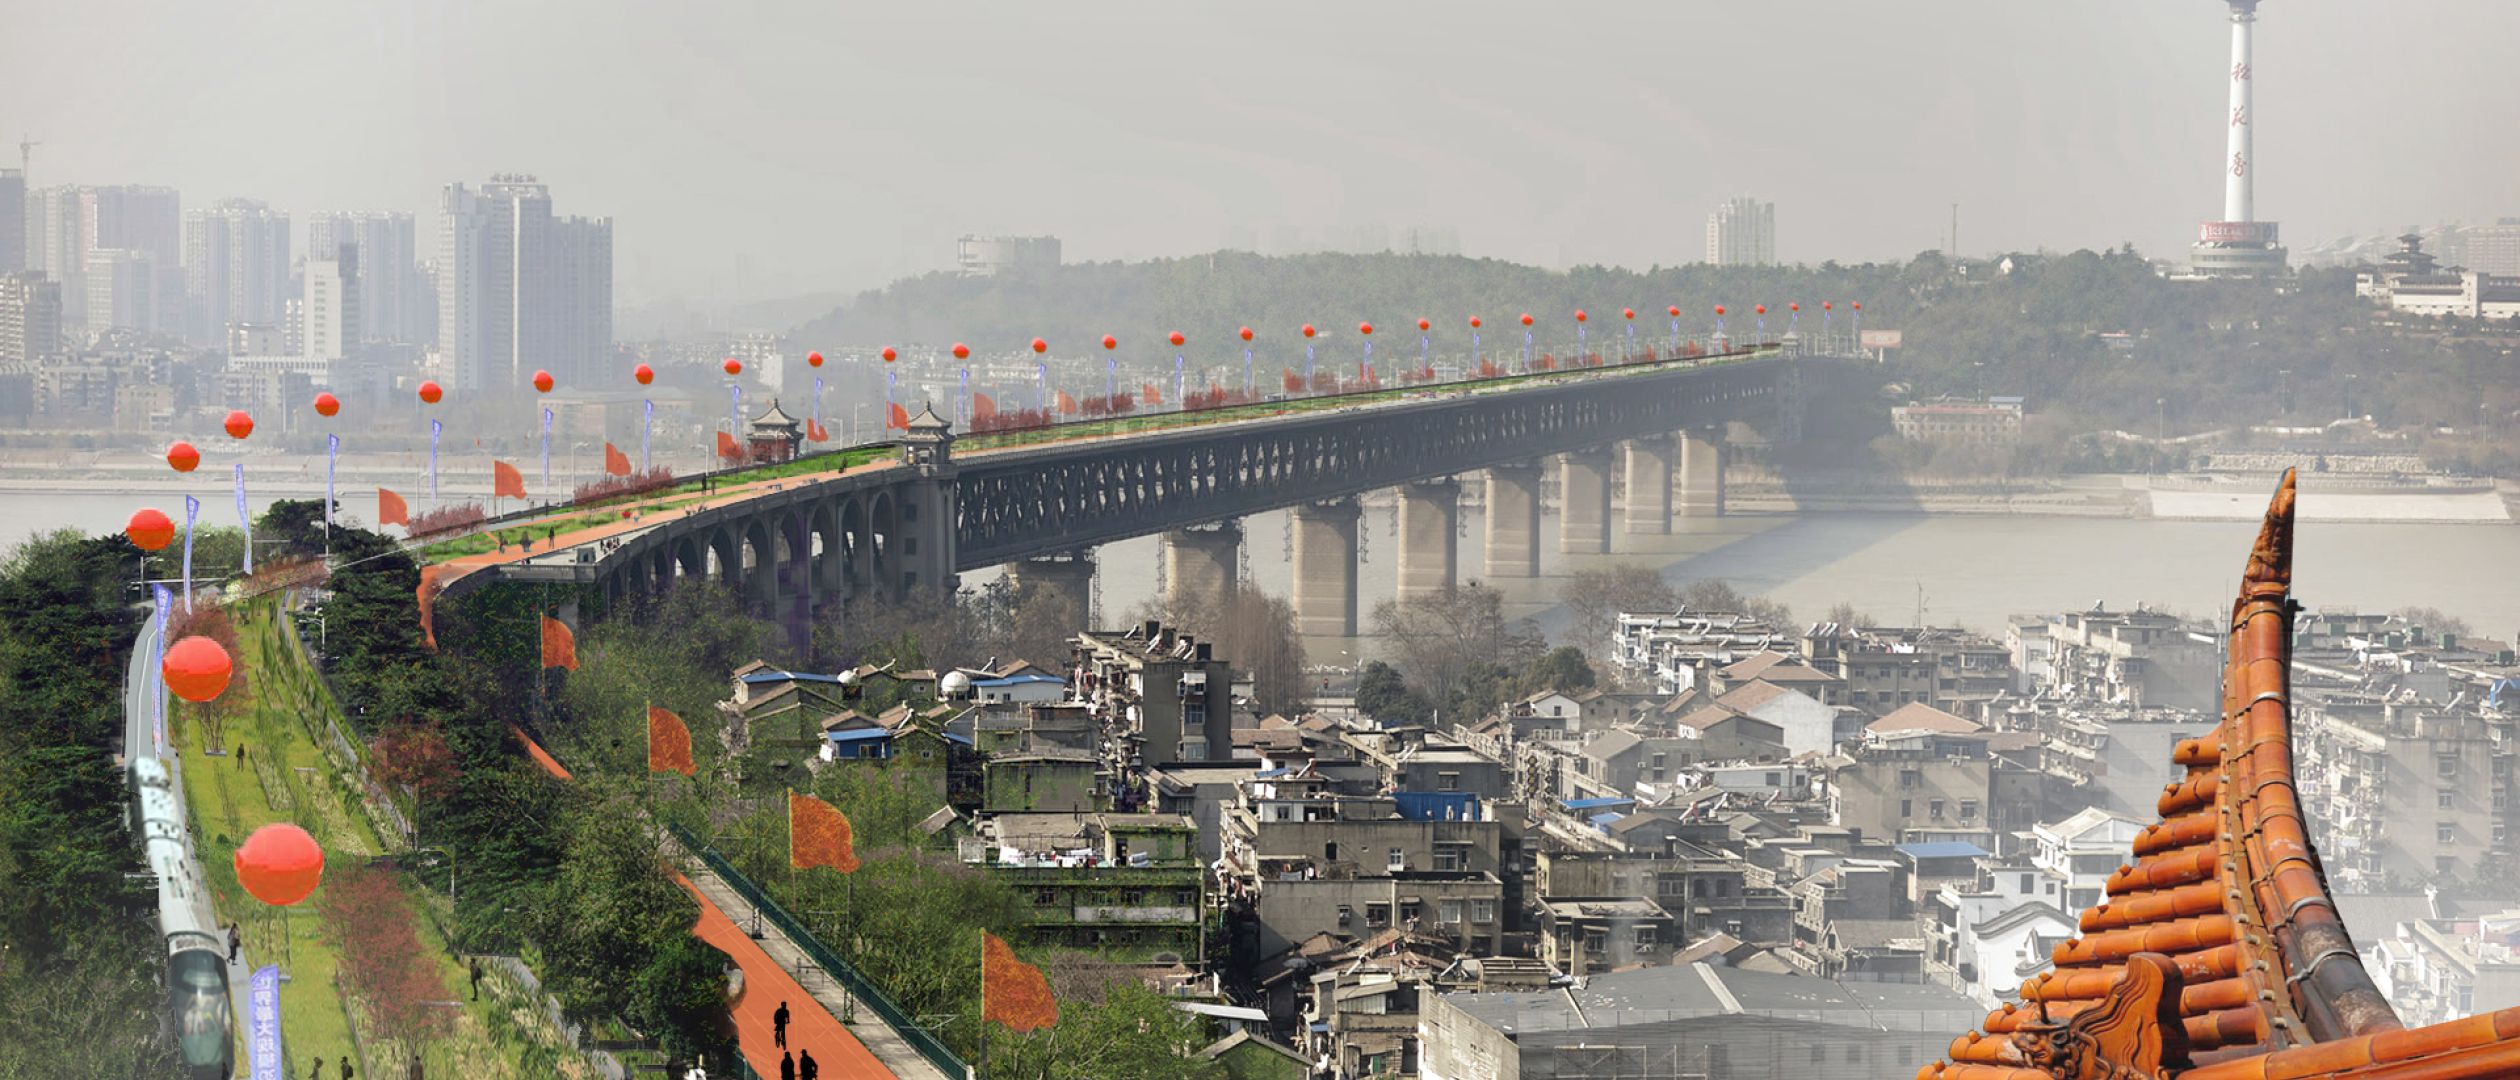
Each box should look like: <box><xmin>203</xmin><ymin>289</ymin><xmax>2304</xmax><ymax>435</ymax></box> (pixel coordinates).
<box><xmin>663</xmin><ymin>822</ymin><xmax>973</xmax><ymax>1080</ymax></box>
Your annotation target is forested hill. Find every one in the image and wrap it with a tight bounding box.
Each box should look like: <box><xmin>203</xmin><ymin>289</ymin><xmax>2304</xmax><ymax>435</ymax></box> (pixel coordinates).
<box><xmin>792</xmin><ymin>249</ymin><xmax>2513</xmax><ymax>455</ymax></box>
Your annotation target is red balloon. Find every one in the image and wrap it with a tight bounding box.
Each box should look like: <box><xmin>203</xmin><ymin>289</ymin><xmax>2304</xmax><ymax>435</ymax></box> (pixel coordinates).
<box><xmin>1469</xmin><ymin>316</ymin><xmax>1482</xmax><ymax>329</ymax></box>
<box><xmin>418</xmin><ymin>380</ymin><xmax>443</xmax><ymax>404</ymax></box>
<box><xmin>1357</xmin><ymin>322</ymin><xmax>1373</xmax><ymax>336</ymax></box>
<box><xmin>723</xmin><ymin>358</ymin><xmax>743</xmax><ymax>376</ymax></box>
<box><xmin>126</xmin><ymin>508</ymin><xmax>175</xmax><ymax>552</ymax></box>
<box><xmin>1715</xmin><ymin>306</ymin><xmax>1726</xmax><ymax>316</ymax></box>
<box><xmin>234</xmin><ymin>823</ymin><xmax>324</xmax><ymax>907</ymax></box>
<box><xmin>532</xmin><ymin>369</ymin><xmax>554</xmax><ymax>393</ymax></box>
<box><xmin>1756</xmin><ymin>305</ymin><xmax>1767</xmax><ymax>316</ymax></box>
<box><xmin>952</xmin><ymin>343</ymin><xmax>970</xmax><ymax>360</ymax></box>
<box><xmin>166</xmin><ymin>441</ymin><xmax>201</xmax><ymax>473</ymax></box>
<box><xmin>1238</xmin><ymin>326</ymin><xmax>1254</xmax><ymax>341</ymax></box>
<box><xmin>634</xmin><ymin>363</ymin><xmax>655</xmax><ymax>385</ymax></box>
<box><xmin>1168</xmin><ymin>331</ymin><xmax>1185</xmax><ymax>347</ymax></box>
<box><xmin>1102</xmin><ymin>335</ymin><xmax>1118</xmax><ymax>350</ymax></box>
<box><xmin>882</xmin><ymin>347</ymin><xmax>898</xmax><ymax>362</ymax></box>
<box><xmin>164</xmin><ymin>635</ymin><xmax>232</xmax><ymax>703</ymax></box>
<box><xmin>1416</xmin><ymin>318</ymin><xmax>1430</xmax><ymax>332</ymax></box>
<box><xmin>807</xmin><ymin>351</ymin><xmax>824</xmax><ymax>368</ymax></box>
<box><xmin>224</xmin><ymin>410</ymin><xmax>254</xmax><ymax>440</ymax></box>
<box><xmin>1519</xmin><ymin>314</ymin><xmax>1533</xmax><ymax>326</ymax></box>
<box><xmin>1622</xmin><ymin>308</ymin><xmax>1635</xmax><ymax>320</ymax></box>
<box><xmin>1824</xmin><ymin>301</ymin><xmax>1834</xmax><ymax>311</ymax></box>
<box><xmin>1031</xmin><ymin>338</ymin><xmax>1048</xmax><ymax>354</ymax></box>
<box><xmin>1667</xmin><ymin>305</ymin><xmax>1680</xmax><ymax>317</ymax></box>
<box><xmin>1853</xmin><ymin>302</ymin><xmax>1862</xmax><ymax>311</ymax></box>
<box><xmin>313</xmin><ymin>392</ymin><xmax>340</xmax><ymax>418</ymax></box>
<box><xmin>1301</xmin><ymin>324</ymin><xmax>1316</xmax><ymax>338</ymax></box>
<box><xmin>1574</xmin><ymin>310</ymin><xmax>1588</xmax><ymax>323</ymax></box>
<box><xmin>1790</xmin><ymin>302</ymin><xmax>1800</xmax><ymax>312</ymax></box>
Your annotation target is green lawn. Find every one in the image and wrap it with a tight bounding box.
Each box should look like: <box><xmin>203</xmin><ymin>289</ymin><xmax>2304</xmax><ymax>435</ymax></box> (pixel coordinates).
<box><xmin>174</xmin><ymin>598</ymin><xmax>583</xmax><ymax>1079</ymax></box>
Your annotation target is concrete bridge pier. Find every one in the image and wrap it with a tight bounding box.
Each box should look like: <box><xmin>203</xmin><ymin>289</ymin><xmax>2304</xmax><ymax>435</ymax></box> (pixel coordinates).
<box><xmin>1162</xmin><ymin>521</ymin><xmax>1241</xmax><ymax>614</ymax></box>
<box><xmin>1558</xmin><ymin>448</ymin><xmax>1615</xmax><ymax>555</ymax></box>
<box><xmin>1623</xmin><ymin>435</ymin><xmax>1674</xmax><ymax>535</ymax></box>
<box><xmin>1680</xmin><ymin>427</ymin><xmax>1726</xmax><ymax>518</ymax></box>
<box><xmin>1483</xmin><ymin>462</ymin><xmax>1543</xmax><ymax>579</ymax></box>
<box><xmin>1396</xmin><ymin>478</ymin><xmax>1459</xmax><ymax>603</ymax></box>
<box><xmin>1292</xmin><ymin>498</ymin><xmax>1363</xmax><ymax>638</ymax></box>
<box><xmin>1008</xmin><ymin>550</ymin><xmax>1097</xmax><ymax>633</ymax></box>
<box><xmin>777</xmin><ymin>512</ymin><xmax>817</xmax><ymax>654</ymax></box>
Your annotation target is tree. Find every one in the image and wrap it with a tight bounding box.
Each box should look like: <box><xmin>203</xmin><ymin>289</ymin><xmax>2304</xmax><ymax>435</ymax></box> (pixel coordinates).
<box><xmin>981</xmin><ymin>981</ymin><xmax>1226</xmax><ymax>1080</ymax></box>
<box><xmin>1517</xmin><ymin>646</ymin><xmax>1596</xmax><ymax>699</ymax></box>
<box><xmin>1369</xmin><ymin>584</ymin><xmax>1542</xmax><ymax>710</ymax></box>
<box><xmin>523</xmin><ymin>803</ymin><xmax>701</xmax><ymax>1022</ymax></box>
<box><xmin>1677</xmin><ymin>578</ymin><xmax>1794</xmax><ymax>628</ymax></box>
<box><xmin>371</xmin><ymin>719</ymin><xmax>462</xmax><ymax>801</ymax></box>
<box><xmin>2391</xmin><ymin>606</ymin><xmax>2474</xmax><ymax>638</ymax></box>
<box><xmin>319</xmin><ymin>864</ymin><xmax>453</xmax><ymax>1044</ymax></box>
<box><xmin>1823</xmin><ymin>601</ymin><xmax>1874</xmax><ymax>628</ymax></box>
<box><xmin>254</xmin><ymin>497</ymin><xmax>337</xmax><ymax>562</ymax></box>
<box><xmin>627</xmin><ymin>935</ymin><xmax>735</xmax><ymax>1065</ymax></box>
<box><xmin>1355</xmin><ymin>661</ymin><xmax>1432</xmax><ymax>726</ymax></box>
<box><xmin>1559</xmin><ymin>565</ymin><xmax>1676</xmax><ymax>655</ymax></box>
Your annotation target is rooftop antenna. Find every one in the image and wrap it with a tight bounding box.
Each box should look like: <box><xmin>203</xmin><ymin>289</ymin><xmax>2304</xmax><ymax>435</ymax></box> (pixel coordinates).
<box><xmin>18</xmin><ymin>134</ymin><xmax>37</xmax><ymax>178</ymax></box>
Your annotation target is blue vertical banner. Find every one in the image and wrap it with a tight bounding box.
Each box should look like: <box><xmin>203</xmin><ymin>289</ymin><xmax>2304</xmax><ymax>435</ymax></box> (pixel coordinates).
<box><xmin>1303</xmin><ymin>343</ymin><xmax>1314</xmax><ymax>387</ymax></box>
<box><xmin>151</xmin><ymin>584</ymin><xmax>170</xmax><ymax>754</ymax></box>
<box><xmin>811</xmin><ymin>375</ymin><xmax>824</xmax><ymax>432</ymax></box>
<box><xmin>1173</xmin><ymin>354</ymin><xmax>1184</xmax><ymax>408</ymax></box>
<box><xmin>1670</xmin><ymin>315</ymin><xmax>1681</xmax><ymax>352</ymax></box>
<box><xmin>233</xmin><ymin>463</ymin><xmax>252</xmax><ymax>574</ymax></box>
<box><xmin>1242</xmin><ymin>346</ymin><xmax>1253</xmax><ymax>395</ymax></box>
<box><xmin>180</xmin><ymin>496</ymin><xmax>199</xmax><ymax>612</ymax></box>
<box><xmin>1577</xmin><ymin>322</ymin><xmax>1588</xmax><ymax>361</ymax></box>
<box><xmin>540</xmin><ymin>407</ymin><xmax>554</xmax><ymax>486</ymax></box>
<box><xmin>324</xmin><ymin>435</ymin><xmax>338</xmax><ymax>534</ymax></box>
<box><xmin>1523</xmin><ymin>327</ymin><xmax>1534</xmax><ymax>371</ymax></box>
<box><xmin>1471</xmin><ymin>329</ymin><xmax>1481</xmax><ymax>370</ymax></box>
<box><xmin>729</xmin><ymin>385</ymin><xmax>743</xmax><ymax>441</ymax></box>
<box><xmin>958</xmin><ymin>367</ymin><xmax>969</xmax><ymax>425</ymax></box>
<box><xmin>1361</xmin><ymin>338</ymin><xmax>1373</xmax><ymax>383</ymax></box>
<box><xmin>1625</xmin><ymin>323</ymin><xmax>1635</xmax><ymax>361</ymax></box>
<box><xmin>1036</xmin><ymin>362</ymin><xmax>1048</xmax><ymax>411</ymax></box>
<box><xmin>428</xmin><ymin>419</ymin><xmax>442</xmax><ymax>501</ymax></box>
<box><xmin>249</xmin><ymin>964</ymin><xmax>282</xmax><ymax>1080</ymax></box>
<box><xmin>641</xmin><ymin>399</ymin><xmax>654</xmax><ymax>472</ymax></box>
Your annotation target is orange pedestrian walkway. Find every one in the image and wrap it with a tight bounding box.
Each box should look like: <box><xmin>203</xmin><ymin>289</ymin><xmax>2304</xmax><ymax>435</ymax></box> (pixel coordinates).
<box><xmin>677</xmin><ymin>871</ymin><xmax>896</xmax><ymax>1079</ymax></box>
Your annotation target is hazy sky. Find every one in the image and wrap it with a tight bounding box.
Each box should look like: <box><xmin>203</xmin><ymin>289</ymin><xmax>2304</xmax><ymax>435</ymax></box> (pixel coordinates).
<box><xmin>9</xmin><ymin>2</ymin><xmax>2517</xmax><ymax>307</ymax></box>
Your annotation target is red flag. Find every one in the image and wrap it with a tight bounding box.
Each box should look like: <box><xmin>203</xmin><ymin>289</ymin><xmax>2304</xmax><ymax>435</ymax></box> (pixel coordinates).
<box><xmin>983</xmin><ymin>932</ymin><xmax>1058</xmax><ymax>1032</ymax></box>
<box><xmin>1141</xmin><ymin>382</ymin><xmax>1162</xmax><ymax>405</ymax></box>
<box><xmin>716</xmin><ymin>430</ymin><xmax>743</xmax><ymax>460</ymax></box>
<box><xmin>1283</xmin><ymin>369</ymin><xmax>1303</xmax><ymax>393</ymax></box>
<box><xmin>378</xmin><ymin>487</ymin><xmax>409</xmax><ymax>526</ymax></box>
<box><xmin>805</xmin><ymin>418</ymin><xmax>829</xmax><ymax>442</ymax></box>
<box><xmin>603</xmin><ymin>443</ymin><xmax>631</xmax><ymax>477</ymax></box>
<box><xmin>789</xmin><ymin>790</ymin><xmax>859</xmax><ymax>873</ymax></box>
<box><xmin>1055</xmin><ymin>390</ymin><xmax>1079</xmax><ymax>415</ymax></box>
<box><xmin>493</xmin><ymin>460</ymin><xmax>527</xmax><ymax>499</ymax></box>
<box><xmin>888</xmin><ymin>402</ymin><xmax>910</xmax><ymax>430</ymax></box>
<box><xmin>973</xmin><ymin>392</ymin><xmax>997</xmax><ymax>421</ymax></box>
<box><xmin>540</xmin><ymin>614</ymin><xmax>578</xmax><ymax>671</ymax></box>
<box><xmin>648</xmin><ymin>706</ymin><xmax>694</xmax><ymax>775</ymax></box>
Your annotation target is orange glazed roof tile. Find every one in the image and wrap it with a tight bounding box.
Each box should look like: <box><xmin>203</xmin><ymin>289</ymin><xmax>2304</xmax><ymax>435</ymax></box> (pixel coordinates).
<box><xmin>1914</xmin><ymin>472</ymin><xmax>2520</xmax><ymax>1080</ymax></box>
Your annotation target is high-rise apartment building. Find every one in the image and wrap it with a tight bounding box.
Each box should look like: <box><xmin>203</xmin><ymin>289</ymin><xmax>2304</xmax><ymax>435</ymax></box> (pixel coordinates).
<box><xmin>29</xmin><ymin>185</ymin><xmax>183</xmax><ymax>334</ymax></box>
<box><xmin>1705</xmin><ymin>196</ymin><xmax>1776</xmax><ymax>267</ymax></box>
<box><xmin>306</xmin><ymin>211</ymin><xmax>426</xmax><ymax>345</ymax></box>
<box><xmin>0</xmin><ymin>169</ymin><xmax>24</xmax><ymax>275</ymax></box>
<box><xmin>84</xmin><ymin>248</ymin><xmax>159</xmax><ymax>335</ymax></box>
<box><xmin>438</xmin><ymin>176</ymin><xmax>612</xmax><ymax>392</ymax></box>
<box><xmin>302</xmin><ymin>243</ymin><xmax>360</xmax><ymax>363</ymax></box>
<box><xmin>0</xmin><ymin>272</ymin><xmax>64</xmax><ymax>365</ymax></box>
<box><xmin>2460</xmin><ymin>219</ymin><xmax>2520</xmax><ymax>277</ymax></box>
<box><xmin>184</xmin><ymin>198</ymin><xmax>292</xmax><ymax>346</ymax></box>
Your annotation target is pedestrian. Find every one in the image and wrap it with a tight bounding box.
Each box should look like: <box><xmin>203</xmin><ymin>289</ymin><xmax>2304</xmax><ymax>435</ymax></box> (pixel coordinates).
<box><xmin>779</xmin><ymin>1051</ymin><xmax>795</xmax><ymax>1080</ymax></box>
<box><xmin>798</xmin><ymin>1049</ymin><xmax>817</xmax><ymax>1080</ymax></box>
<box><xmin>236</xmin><ymin>741</ymin><xmax>247</xmax><ymax>767</ymax></box>
<box><xmin>309</xmin><ymin>1058</ymin><xmax>326</xmax><ymax>1080</ymax></box>
<box><xmin>773</xmin><ymin>1000</ymin><xmax>790</xmax><ymax>1048</ymax></box>
<box><xmin>340</xmin><ymin>1056</ymin><xmax>353</xmax><ymax>1080</ymax></box>
<box><xmin>227</xmin><ymin>923</ymin><xmax>241</xmax><ymax>964</ymax></box>
<box><xmin>468</xmin><ymin>957</ymin><xmax>482</xmax><ymax>1001</ymax></box>
<box><xmin>406</xmin><ymin>1055</ymin><xmax>422</xmax><ymax>1080</ymax></box>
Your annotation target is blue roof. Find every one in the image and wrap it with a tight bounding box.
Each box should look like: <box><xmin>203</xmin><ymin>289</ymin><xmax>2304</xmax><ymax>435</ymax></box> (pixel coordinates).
<box><xmin>1254</xmin><ymin>767</ymin><xmax>1291</xmax><ymax>779</ymax></box>
<box><xmin>1393</xmin><ymin>791</ymin><xmax>1481</xmax><ymax>822</ymax></box>
<box><xmin>822</xmin><ymin>727</ymin><xmax>894</xmax><ymax>743</ymax></box>
<box><xmin>742</xmin><ymin>670</ymin><xmax>848</xmax><ymax>686</ymax></box>
<box><xmin>943</xmin><ymin>731</ymin><xmax>974</xmax><ymax>747</ymax></box>
<box><xmin>1589</xmin><ymin>811</ymin><xmax>1628</xmax><ymax>828</ymax></box>
<box><xmin>972</xmin><ymin>674</ymin><xmax>1066</xmax><ymax>688</ymax></box>
<box><xmin>1895</xmin><ymin>841</ymin><xmax>1990</xmax><ymax>861</ymax></box>
<box><xmin>1562</xmin><ymin>797</ymin><xmax>1637</xmax><ymax>811</ymax></box>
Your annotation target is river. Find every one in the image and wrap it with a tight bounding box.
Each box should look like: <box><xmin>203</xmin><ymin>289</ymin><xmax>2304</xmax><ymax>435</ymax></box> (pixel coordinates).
<box><xmin>11</xmin><ymin>491</ymin><xmax>2514</xmax><ymax>648</ymax></box>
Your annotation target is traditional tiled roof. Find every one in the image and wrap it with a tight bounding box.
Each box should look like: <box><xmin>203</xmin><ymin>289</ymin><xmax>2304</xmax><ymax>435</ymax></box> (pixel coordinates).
<box><xmin>1921</xmin><ymin>473</ymin><xmax>2520</xmax><ymax>1079</ymax></box>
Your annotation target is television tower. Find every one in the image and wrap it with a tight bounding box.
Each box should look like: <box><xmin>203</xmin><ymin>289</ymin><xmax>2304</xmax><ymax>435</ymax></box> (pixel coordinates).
<box><xmin>2190</xmin><ymin>1</ymin><xmax>2287</xmax><ymax>277</ymax></box>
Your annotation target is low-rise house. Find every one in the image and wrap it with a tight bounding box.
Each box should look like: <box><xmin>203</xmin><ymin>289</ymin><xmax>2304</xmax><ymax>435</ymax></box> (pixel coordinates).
<box><xmin>977</xmin><ymin>812</ymin><xmax>1207</xmax><ymax>965</ymax></box>
<box><xmin>983</xmin><ymin>747</ymin><xmax>1099</xmax><ymax>812</ymax></box>
<box><xmin>1539</xmin><ymin>896</ymin><xmax>1678</xmax><ymax>974</ymax></box>
<box><xmin>1711</xmin><ymin>677</ymin><xmax>1841</xmax><ymax>756</ymax></box>
<box><xmin>2029</xmin><ymin>806</ymin><xmax>2145</xmax><ymax>911</ymax></box>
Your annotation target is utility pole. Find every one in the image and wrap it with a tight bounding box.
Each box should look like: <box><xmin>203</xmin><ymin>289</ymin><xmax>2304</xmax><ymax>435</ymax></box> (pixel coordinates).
<box><xmin>17</xmin><ymin>135</ymin><xmax>36</xmax><ymax>180</ymax></box>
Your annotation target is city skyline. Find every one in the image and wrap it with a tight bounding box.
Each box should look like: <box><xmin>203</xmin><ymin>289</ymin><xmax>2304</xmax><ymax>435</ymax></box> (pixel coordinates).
<box><xmin>6</xmin><ymin>1</ymin><xmax>2519</xmax><ymax>308</ymax></box>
